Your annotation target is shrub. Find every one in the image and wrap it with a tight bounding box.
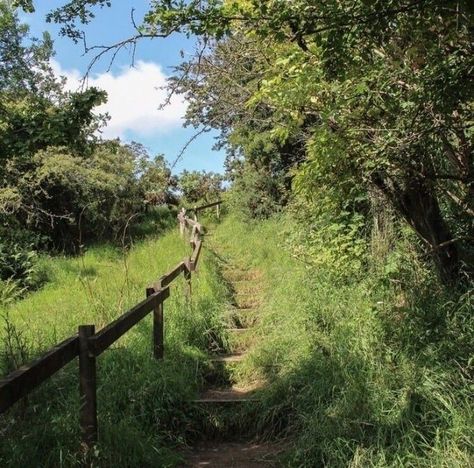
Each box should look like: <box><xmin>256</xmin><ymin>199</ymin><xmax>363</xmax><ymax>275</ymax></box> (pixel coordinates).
<box><xmin>0</xmin><ymin>229</ymin><xmax>47</xmax><ymax>290</ymax></box>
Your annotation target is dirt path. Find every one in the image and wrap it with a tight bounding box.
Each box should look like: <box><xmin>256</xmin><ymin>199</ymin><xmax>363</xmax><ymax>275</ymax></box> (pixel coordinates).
<box><xmin>180</xmin><ymin>250</ymin><xmax>284</xmax><ymax>467</ymax></box>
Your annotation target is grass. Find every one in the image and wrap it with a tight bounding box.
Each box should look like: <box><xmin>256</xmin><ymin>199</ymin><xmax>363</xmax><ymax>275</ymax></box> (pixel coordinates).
<box><xmin>1</xmin><ymin>210</ymin><xmax>472</xmax><ymax>467</ymax></box>
<box><xmin>209</xmin><ymin>213</ymin><xmax>473</xmax><ymax>467</ymax></box>
<box><xmin>0</xmin><ymin>213</ymin><xmax>229</xmax><ymax>467</ymax></box>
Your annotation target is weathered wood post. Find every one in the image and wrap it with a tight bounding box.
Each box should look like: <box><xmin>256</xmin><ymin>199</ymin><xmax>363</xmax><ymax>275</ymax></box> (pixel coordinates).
<box><xmin>216</xmin><ymin>202</ymin><xmax>220</xmax><ymax>220</ymax></box>
<box><xmin>146</xmin><ymin>286</ymin><xmax>164</xmax><ymax>359</ymax></box>
<box><xmin>178</xmin><ymin>207</ymin><xmax>186</xmax><ymax>237</ymax></box>
<box><xmin>78</xmin><ymin>324</ymin><xmax>98</xmax><ymax>452</ymax></box>
<box><xmin>184</xmin><ymin>259</ymin><xmax>192</xmax><ymax>298</ymax></box>
<box><xmin>190</xmin><ymin>224</ymin><xmax>197</xmax><ymax>250</ymax></box>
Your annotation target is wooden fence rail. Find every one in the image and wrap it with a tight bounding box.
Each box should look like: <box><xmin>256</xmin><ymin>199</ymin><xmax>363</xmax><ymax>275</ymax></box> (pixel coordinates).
<box><xmin>0</xmin><ymin>206</ymin><xmax>213</xmax><ymax>452</ymax></box>
<box><xmin>0</xmin><ymin>334</ymin><xmax>80</xmax><ymax>413</ymax></box>
<box><xmin>187</xmin><ymin>200</ymin><xmax>222</xmax><ymax>213</ymax></box>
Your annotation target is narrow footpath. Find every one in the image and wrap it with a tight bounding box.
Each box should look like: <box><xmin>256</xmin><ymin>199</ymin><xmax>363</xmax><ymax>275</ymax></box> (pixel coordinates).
<box><xmin>181</xmin><ymin>247</ymin><xmax>283</xmax><ymax>467</ymax></box>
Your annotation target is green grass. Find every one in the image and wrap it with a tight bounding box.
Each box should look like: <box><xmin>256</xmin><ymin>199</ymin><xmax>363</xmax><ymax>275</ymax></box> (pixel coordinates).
<box><xmin>1</xmin><ymin>211</ymin><xmax>472</xmax><ymax>467</ymax></box>
<box><xmin>210</xmin><ymin>213</ymin><xmax>473</xmax><ymax>467</ymax></box>
<box><xmin>0</xmin><ymin>219</ymin><xmax>229</xmax><ymax>467</ymax></box>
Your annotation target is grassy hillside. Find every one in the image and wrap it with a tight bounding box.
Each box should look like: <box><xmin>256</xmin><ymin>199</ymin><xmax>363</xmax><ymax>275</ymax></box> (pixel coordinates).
<box><xmin>1</xmin><ymin>210</ymin><xmax>472</xmax><ymax>467</ymax></box>
<box><xmin>0</xmin><ymin>216</ymin><xmax>229</xmax><ymax>467</ymax></box>
<box><xmin>211</xmin><ymin>214</ymin><xmax>473</xmax><ymax>467</ymax></box>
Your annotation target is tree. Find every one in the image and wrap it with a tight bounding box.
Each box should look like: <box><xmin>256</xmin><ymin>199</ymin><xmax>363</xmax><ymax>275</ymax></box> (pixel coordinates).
<box><xmin>160</xmin><ymin>0</ymin><xmax>474</xmax><ymax>282</ymax></box>
<box><xmin>137</xmin><ymin>153</ymin><xmax>177</xmax><ymax>207</ymax></box>
<box><xmin>177</xmin><ymin>170</ymin><xmax>224</xmax><ymax>205</ymax></box>
<box><xmin>42</xmin><ymin>0</ymin><xmax>473</xmax><ymax>282</ymax></box>
<box><xmin>0</xmin><ymin>5</ymin><xmax>155</xmax><ymax>261</ymax></box>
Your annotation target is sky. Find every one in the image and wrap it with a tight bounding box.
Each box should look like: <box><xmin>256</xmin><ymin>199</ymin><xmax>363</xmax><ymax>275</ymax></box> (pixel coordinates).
<box><xmin>22</xmin><ymin>1</ymin><xmax>226</xmax><ymax>174</ymax></box>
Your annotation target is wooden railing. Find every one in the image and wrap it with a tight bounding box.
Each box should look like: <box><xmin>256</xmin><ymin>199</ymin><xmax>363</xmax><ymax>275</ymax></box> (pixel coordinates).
<box><xmin>187</xmin><ymin>199</ymin><xmax>222</xmax><ymax>220</ymax></box>
<box><xmin>0</xmin><ymin>206</ymin><xmax>215</xmax><ymax>452</ymax></box>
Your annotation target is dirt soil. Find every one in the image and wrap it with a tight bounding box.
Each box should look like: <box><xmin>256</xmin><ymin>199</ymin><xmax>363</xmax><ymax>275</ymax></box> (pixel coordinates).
<box><xmin>180</xmin><ymin>441</ymin><xmax>285</xmax><ymax>467</ymax></box>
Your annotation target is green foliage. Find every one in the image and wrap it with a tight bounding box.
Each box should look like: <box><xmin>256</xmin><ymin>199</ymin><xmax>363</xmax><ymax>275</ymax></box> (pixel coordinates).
<box><xmin>121</xmin><ymin>0</ymin><xmax>472</xmax><ymax>282</ymax></box>
<box><xmin>0</xmin><ymin>1</ymin><xmax>54</xmax><ymax>94</ymax></box>
<box><xmin>2</xmin><ymin>142</ymin><xmax>134</xmax><ymax>250</ymax></box>
<box><xmin>212</xmin><ymin>213</ymin><xmax>473</xmax><ymax>467</ymax></box>
<box><xmin>226</xmin><ymin>164</ymin><xmax>286</xmax><ymax>220</ymax></box>
<box><xmin>177</xmin><ymin>170</ymin><xmax>224</xmax><ymax>206</ymax></box>
<box><xmin>0</xmin><ymin>10</ymin><xmax>178</xmax><ymax>287</ymax></box>
<box><xmin>290</xmin><ymin>126</ymin><xmax>369</xmax><ymax>276</ymax></box>
<box><xmin>0</xmin><ymin>6</ymin><xmax>103</xmax><ymax>256</ymax></box>
<box><xmin>138</xmin><ymin>153</ymin><xmax>178</xmax><ymax>207</ymax></box>
<box><xmin>0</xmin><ymin>4</ymin><xmax>106</xmax><ymax>163</ymax></box>
<box><xmin>3</xmin><ymin>1</ymin><xmax>472</xmax><ymax>462</ymax></box>
<box><xmin>0</xmin><ymin>241</ymin><xmax>39</xmax><ymax>288</ymax></box>
<box><xmin>0</xmin><ymin>227</ymin><xmax>47</xmax><ymax>290</ymax></box>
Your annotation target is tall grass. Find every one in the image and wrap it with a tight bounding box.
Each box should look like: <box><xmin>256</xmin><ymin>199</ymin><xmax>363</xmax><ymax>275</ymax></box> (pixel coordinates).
<box><xmin>211</xmin><ymin>214</ymin><xmax>473</xmax><ymax>467</ymax></box>
<box><xmin>1</xmin><ymin>210</ymin><xmax>472</xmax><ymax>466</ymax></box>
<box><xmin>0</xmin><ymin>216</ymin><xmax>229</xmax><ymax>466</ymax></box>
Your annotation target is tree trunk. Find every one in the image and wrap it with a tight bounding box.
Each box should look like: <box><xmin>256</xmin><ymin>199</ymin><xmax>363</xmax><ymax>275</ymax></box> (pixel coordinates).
<box><xmin>372</xmin><ymin>174</ymin><xmax>460</xmax><ymax>284</ymax></box>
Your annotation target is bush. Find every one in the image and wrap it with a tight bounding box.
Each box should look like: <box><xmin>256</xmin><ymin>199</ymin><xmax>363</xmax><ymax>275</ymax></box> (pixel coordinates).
<box><xmin>0</xmin><ymin>229</ymin><xmax>47</xmax><ymax>290</ymax></box>
<box><xmin>227</xmin><ymin>165</ymin><xmax>287</xmax><ymax>220</ymax></box>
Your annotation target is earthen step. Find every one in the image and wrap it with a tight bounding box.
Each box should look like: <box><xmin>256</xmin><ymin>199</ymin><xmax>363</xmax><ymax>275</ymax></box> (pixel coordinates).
<box><xmin>224</xmin><ymin>310</ymin><xmax>258</xmax><ymax>328</ymax></box>
<box><xmin>234</xmin><ymin>292</ymin><xmax>260</xmax><ymax>299</ymax></box>
<box><xmin>209</xmin><ymin>353</ymin><xmax>245</xmax><ymax>363</ymax></box>
<box><xmin>235</xmin><ymin>303</ymin><xmax>260</xmax><ymax>310</ymax></box>
<box><xmin>193</xmin><ymin>387</ymin><xmax>259</xmax><ymax>403</ymax></box>
<box><xmin>193</xmin><ymin>380</ymin><xmax>264</xmax><ymax>404</ymax></box>
<box><xmin>180</xmin><ymin>441</ymin><xmax>284</xmax><ymax>467</ymax></box>
<box><xmin>222</xmin><ymin>267</ymin><xmax>250</xmax><ymax>274</ymax></box>
<box><xmin>234</xmin><ymin>290</ymin><xmax>262</xmax><ymax>297</ymax></box>
<box><xmin>223</xmin><ymin>271</ymin><xmax>261</xmax><ymax>281</ymax></box>
<box><xmin>232</xmin><ymin>279</ymin><xmax>258</xmax><ymax>283</ymax></box>
<box><xmin>227</xmin><ymin>328</ymin><xmax>250</xmax><ymax>333</ymax></box>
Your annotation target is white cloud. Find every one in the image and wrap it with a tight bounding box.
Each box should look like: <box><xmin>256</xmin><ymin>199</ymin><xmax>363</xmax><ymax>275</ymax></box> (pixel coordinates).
<box><xmin>51</xmin><ymin>60</ymin><xmax>187</xmax><ymax>139</ymax></box>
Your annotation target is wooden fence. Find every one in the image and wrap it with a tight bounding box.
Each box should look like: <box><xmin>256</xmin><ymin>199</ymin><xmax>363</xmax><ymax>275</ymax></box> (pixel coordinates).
<box><xmin>0</xmin><ymin>200</ymin><xmax>220</xmax><ymax>452</ymax></box>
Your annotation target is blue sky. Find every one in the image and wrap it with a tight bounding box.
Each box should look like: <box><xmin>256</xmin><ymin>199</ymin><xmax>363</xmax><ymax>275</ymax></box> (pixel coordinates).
<box><xmin>23</xmin><ymin>1</ymin><xmax>226</xmax><ymax>174</ymax></box>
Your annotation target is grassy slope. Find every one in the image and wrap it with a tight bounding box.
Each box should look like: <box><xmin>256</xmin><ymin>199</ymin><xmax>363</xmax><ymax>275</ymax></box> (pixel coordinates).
<box><xmin>212</xmin><ymin>214</ymin><xmax>473</xmax><ymax>467</ymax></box>
<box><xmin>0</xmin><ymin>222</ymin><xmax>228</xmax><ymax>467</ymax></box>
<box><xmin>1</xmin><ymin>211</ymin><xmax>471</xmax><ymax>467</ymax></box>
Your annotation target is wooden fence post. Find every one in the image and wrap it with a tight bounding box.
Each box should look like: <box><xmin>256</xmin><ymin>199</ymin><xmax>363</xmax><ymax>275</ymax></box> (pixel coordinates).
<box><xmin>178</xmin><ymin>208</ymin><xmax>186</xmax><ymax>237</ymax></box>
<box><xmin>184</xmin><ymin>260</ymin><xmax>192</xmax><ymax>298</ymax></box>
<box><xmin>146</xmin><ymin>287</ymin><xmax>164</xmax><ymax>359</ymax></box>
<box><xmin>216</xmin><ymin>203</ymin><xmax>220</xmax><ymax>219</ymax></box>
<box><xmin>79</xmin><ymin>325</ymin><xmax>97</xmax><ymax>452</ymax></box>
<box><xmin>190</xmin><ymin>225</ymin><xmax>196</xmax><ymax>250</ymax></box>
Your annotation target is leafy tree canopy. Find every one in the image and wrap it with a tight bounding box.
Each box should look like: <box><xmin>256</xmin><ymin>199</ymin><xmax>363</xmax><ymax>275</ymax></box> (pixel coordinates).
<box><xmin>177</xmin><ymin>169</ymin><xmax>224</xmax><ymax>205</ymax></box>
<box><xmin>0</xmin><ymin>4</ymin><xmax>176</xmax><ymax>286</ymax></box>
<box><xmin>14</xmin><ymin>1</ymin><xmax>474</xmax><ymax>283</ymax></box>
